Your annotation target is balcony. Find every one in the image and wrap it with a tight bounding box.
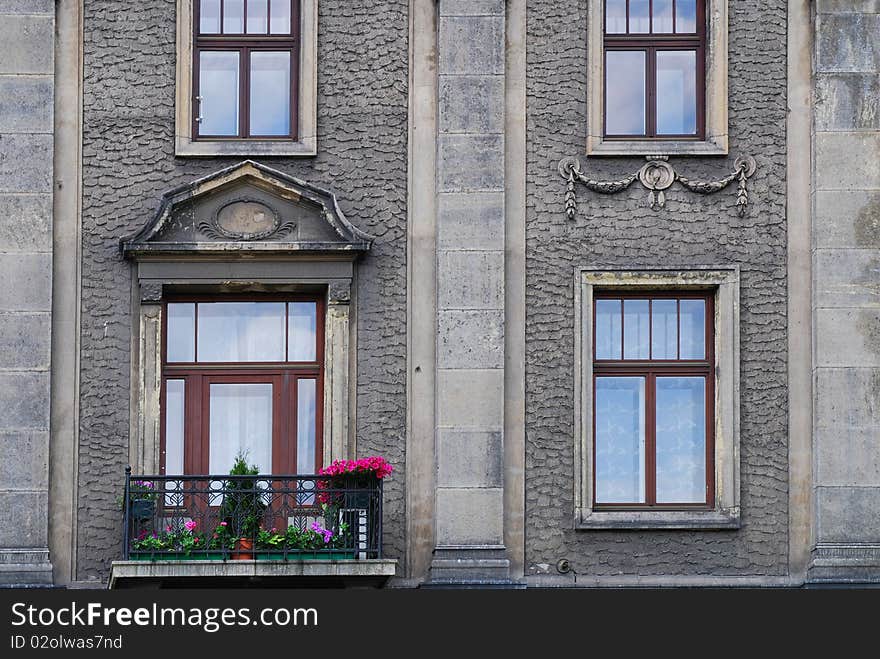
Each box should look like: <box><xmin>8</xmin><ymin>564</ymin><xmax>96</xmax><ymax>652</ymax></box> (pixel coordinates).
<box><xmin>109</xmin><ymin>469</ymin><xmax>397</xmax><ymax>588</ymax></box>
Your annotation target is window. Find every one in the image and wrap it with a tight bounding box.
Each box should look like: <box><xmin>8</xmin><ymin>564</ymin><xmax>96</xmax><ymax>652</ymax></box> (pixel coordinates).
<box><xmin>603</xmin><ymin>0</ymin><xmax>705</xmax><ymax>139</ymax></box>
<box><xmin>586</xmin><ymin>0</ymin><xmax>728</xmax><ymax>155</ymax></box>
<box><xmin>175</xmin><ymin>0</ymin><xmax>317</xmax><ymax>156</ymax></box>
<box><xmin>576</xmin><ymin>268</ymin><xmax>740</xmax><ymax>529</ymax></box>
<box><xmin>593</xmin><ymin>292</ymin><xmax>714</xmax><ymax>508</ymax></box>
<box><xmin>161</xmin><ymin>298</ymin><xmax>324</xmax><ymax>475</ymax></box>
<box><xmin>194</xmin><ymin>0</ymin><xmax>298</xmax><ymax>140</ymax></box>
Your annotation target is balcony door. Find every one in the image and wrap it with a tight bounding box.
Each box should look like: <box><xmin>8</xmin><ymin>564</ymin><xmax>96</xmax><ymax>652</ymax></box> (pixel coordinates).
<box><xmin>161</xmin><ymin>297</ymin><xmax>323</xmax><ymax>476</ymax></box>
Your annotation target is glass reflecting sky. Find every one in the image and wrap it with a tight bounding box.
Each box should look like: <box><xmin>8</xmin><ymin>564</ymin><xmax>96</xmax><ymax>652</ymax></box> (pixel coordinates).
<box><xmin>199</xmin><ymin>51</ymin><xmax>239</xmax><ymax>136</ymax></box>
<box><xmin>249</xmin><ymin>52</ymin><xmax>291</xmax><ymax>136</ymax></box>
<box><xmin>656</xmin><ymin>51</ymin><xmax>696</xmax><ymax>135</ymax></box>
<box><xmin>606</xmin><ymin>51</ymin><xmax>646</xmax><ymax>135</ymax></box>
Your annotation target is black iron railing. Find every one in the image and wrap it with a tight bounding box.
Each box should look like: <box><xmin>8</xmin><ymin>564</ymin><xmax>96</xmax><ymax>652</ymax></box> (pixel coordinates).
<box><xmin>122</xmin><ymin>468</ymin><xmax>383</xmax><ymax>561</ymax></box>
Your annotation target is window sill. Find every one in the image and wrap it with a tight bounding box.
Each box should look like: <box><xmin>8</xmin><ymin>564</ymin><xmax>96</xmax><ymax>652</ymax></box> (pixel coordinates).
<box><xmin>576</xmin><ymin>508</ymin><xmax>740</xmax><ymax>530</ymax></box>
<box><xmin>175</xmin><ymin>136</ymin><xmax>317</xmax><ymax>158</ymax></box>
<box><xmin>585</xmin><ymin>135</ymin><xmax>729</xmax><ymax>157</ymax></box>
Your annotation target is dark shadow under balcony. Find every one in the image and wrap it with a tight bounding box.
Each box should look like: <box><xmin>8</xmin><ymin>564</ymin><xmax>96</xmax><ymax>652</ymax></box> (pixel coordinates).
<box><xmin>109</xmin><ymin>470</ymin><xmax>397</xmax><ymax>589</ymax></box>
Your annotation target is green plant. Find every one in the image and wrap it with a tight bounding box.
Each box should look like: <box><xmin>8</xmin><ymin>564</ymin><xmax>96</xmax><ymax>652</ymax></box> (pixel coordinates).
<box><xmin>256</xmin><ymin>527</ymin><xmax>285</xmax><ymax>550</ymax></box>
<box><xmin>219</xmin><ymin>451</ymin><xmax>266</xmax><ymax>539</ymax></box>
<box><xmin>283</xmin><ymin>521</ymin><xmax>349</xmax><ymax>551</ymax></box>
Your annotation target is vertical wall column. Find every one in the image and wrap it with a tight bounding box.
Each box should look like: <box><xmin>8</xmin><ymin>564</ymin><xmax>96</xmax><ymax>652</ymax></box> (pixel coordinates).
<box><xmin>809</xmin><ymin>2</ymin><xmax>880</xmax><ymax>583</ymax></box>
<box><xmin>430</xmin><ymin>0</ymin><xmax>510</xmax><ymax>583</ymax></box>
<box><xmin>0</xmin><ymin>0</ymin><xmax>56</xmax><ymax>586</ymax></box>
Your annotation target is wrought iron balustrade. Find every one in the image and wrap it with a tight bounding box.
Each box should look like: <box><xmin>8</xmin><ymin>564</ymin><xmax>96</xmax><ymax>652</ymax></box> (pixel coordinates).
<box><xmin>121</xmin><ymin>468</ymin><xmax>383</xmax><ymax>561</ymax></box>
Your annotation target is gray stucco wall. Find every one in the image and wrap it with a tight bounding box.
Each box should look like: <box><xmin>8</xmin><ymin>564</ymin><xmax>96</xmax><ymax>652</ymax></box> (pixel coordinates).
<box><xmin>524</xmin><ymin>0</ymin><xmax>789</xmax><ymax>575</ymax></box>
<box><xmin>77</xmin><ymin>0</ymin><xmax>408</xmax><ymax>582</ymax></box>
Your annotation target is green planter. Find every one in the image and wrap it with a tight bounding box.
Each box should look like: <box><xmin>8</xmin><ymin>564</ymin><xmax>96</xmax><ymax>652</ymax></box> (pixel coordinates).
<box><xmin>129</xmin><ymin>552</ymin><xmax>228</xmax><ymax>561</ymax></box>
<box><xmin>258</xmin><ymin>551</ymin><xmax>356</xmax><ymax>561</ymax></box>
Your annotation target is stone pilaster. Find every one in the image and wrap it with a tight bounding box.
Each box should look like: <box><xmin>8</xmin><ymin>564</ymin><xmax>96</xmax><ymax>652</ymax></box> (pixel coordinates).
<box><xmin>0</xmin><ymin>0</ymin><xmax>55</xmax><ymax>586</ymax></box>
<box><xmin>808</xmin><ymin>1</ymin><xmax>880</xmax><ymax>584</ymax></box>
<box><xmin>429</xmin><ymin>0</ymin><xmax>510</xmax><ymax>584</ymax></box>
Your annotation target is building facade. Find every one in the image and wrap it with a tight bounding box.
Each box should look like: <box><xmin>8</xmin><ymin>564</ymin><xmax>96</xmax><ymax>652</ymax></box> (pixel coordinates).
<box><xmin>0</xmin><ymin>0</ymin><xmax>877</xmax><ymax>588</ymax></box>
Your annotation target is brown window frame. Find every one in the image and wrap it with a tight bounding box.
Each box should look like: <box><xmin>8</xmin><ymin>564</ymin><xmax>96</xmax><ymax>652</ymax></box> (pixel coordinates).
<box><xmin>592</xmin><ymin>290</ymin><xmax>715</xmax><ymax>510</ymax></box>
<box><xmin>603</xmin><ymin>0</ymin><xmax>706</xmax><ymax>140</ymax></box>
<box><xmin>160</xmin><ymin>294</ymin><xmax>325</xmax><ymax>477</ymax></box>
<box><xmin>192</xmin><ymin>0</ymin><xmax>301</xmax><ymax>141</ymax></box>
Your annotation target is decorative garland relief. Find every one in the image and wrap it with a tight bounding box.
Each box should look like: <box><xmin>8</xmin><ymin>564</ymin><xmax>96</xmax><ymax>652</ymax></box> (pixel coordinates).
<box><xmin>558</xmin><ymin>155</ymin><xmax>757</xmax><ymax>220</ymax></box>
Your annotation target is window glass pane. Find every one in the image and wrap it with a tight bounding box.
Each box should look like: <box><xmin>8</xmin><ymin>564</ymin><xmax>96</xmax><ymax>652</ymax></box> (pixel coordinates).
<box><xmin>653</xmin><ymin>0</ymin><xmax>673</xmax><ymax>32</ymax></box>
<box><xmin>223</xmin><ymin>0</ymin><xmax>244</xmax><ymax>33</ymax></box>
<box><xmin>198</xmin><ymin>51</ymin><xmax>239</xmax><ymax>136</ymax></box>
<box><xmin>247</xmin><ymin>0</ymin><xmax>268</xmax><ymax>33</ymax></box>
<box><xmin>656</xmin><ymin>50</ymin><xmax>697</xmax><ymax>135</ymax></box>
<box><xmin>595</xmin><ymin>299</ymin><xmax>622</xmax><ymax>360</ymax></box>
<box><xmin>676</xmin><ymin>0</ymin><xmax>697</xmax><ymax>33</ymax></box>
<box><xmin>596</xmin><ymin>377</ymin><xmax>646</xmax><ymax>503</ymax></box>
<box><xmin>679</xmin><ymin>299</ymin><xmax>706</xmax><ymax>359</ymax></box>
<box><xmin>297</xmin><ymin>379</ymin><xmax>316</xmax><ymax>474</ymax></box>
<box><xmin>197</xmin><ymin>302</ymin><xmax>285</xmax><ymax>362</ymax></box>
<box><xmin>288</xmin><ymin>302</ymin><xmax>317</xmax><ymax>362</ymax></box>
<box><xmin>209</xmin><ymin>383</ymin><xmax>273</xmax><ymax>474</ymax></box>
<box><xmin>651</xmin><ymin>299</ymin><xmax>678</xmax><ymax>359</ymax></box>
<box><xmin>270</xmin><ymin>0</ymin><xmax>291</xmax><ymax>34</ymax></box>
<box><xmin>629</xmin><ymin>0</ymin><xmax>650</xmax><ymax>33</ymax></box>
<box><xmin>655</xmin><ymin>377</ymin><xmax>706</xmax><ymax>503</ymax></box>
<box><xmin>623</xmin><ymin>299</ymin><xmax>650</xmax><ymax>359</ymax></box>
<box><xmin>164</xmin><ymin>380</ymin><xmax>185</xmax><ymax>475</ymax></box>
<box><xmin>167</xmin><ymin>303</ymin><xmax>195</xmax><ymax>362</ymax></box>
<box><xmin>249</xmin><ymin>52</ymin><xmax>291</xmax><ymax>136</ymax></box>
<box><xmin>605</xmin><ymin>51</ymin><xmax>646</xmax><ymax>135</ymax></box>
<box><xmin>605</xmin><ymin>0</ymin><xmax>626</xmax><ymax>34</ymax></box>
<box><xmin>200</xmin><ymin>0</ymin><xmax>221</xmax><ymax>33</ymax></box>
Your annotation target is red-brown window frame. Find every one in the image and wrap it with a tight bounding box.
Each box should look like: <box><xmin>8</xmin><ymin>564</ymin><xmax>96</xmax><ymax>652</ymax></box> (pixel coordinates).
<box><xmin>592</xmin><ymin>290</ymin><xmax>715</xmax><ymax>510</ymax></box>
<box><xmin>603</xmin><ymin>0</ymin><xmax>707</xmax><ymax>140</ymax></box>
<box><xmin>159</xmin><ymin>294</ymin><xmax>325</xmax><ymax>477</ymax></box>
<box><xmin>193</xmin><ymin>0</ymin><xmax>301</xmax><ymax>140</ymax></box>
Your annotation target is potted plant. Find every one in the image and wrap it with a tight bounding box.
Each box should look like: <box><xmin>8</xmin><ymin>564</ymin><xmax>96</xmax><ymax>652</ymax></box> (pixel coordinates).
<box><xmin>219</xmin><ymin>452</ymin><xmax>266</xmax><ymax>560</ymax></box>
<box><xmin>318</xmin><ymin>456</ymin><xmax>393</xmax><ymax>509</ymax></box>
<box><xmin>283</xmin><ymin>520</ymin><xmax>353</xmax><ymax>560</ymax></box>
<box><xmin>118</xmin><ymin>479</ymin><xmax>158</xmax><ymax>521</ymax></box>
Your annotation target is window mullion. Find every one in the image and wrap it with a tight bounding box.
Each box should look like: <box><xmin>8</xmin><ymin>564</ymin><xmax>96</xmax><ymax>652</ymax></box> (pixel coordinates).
<box><xmin>241</xmin><ymin>46</ymin><xmax>249</xmax><ymax>137</ymax></box>
<box><xmin>646</xmin><ymin>372</ymin><xmax>656</xmax><ymax>505</ymax></box>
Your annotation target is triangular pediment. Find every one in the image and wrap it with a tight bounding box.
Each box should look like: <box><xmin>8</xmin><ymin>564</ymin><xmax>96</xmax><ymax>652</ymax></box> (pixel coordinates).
<box><xmin>121</xmin><ymin>161</ymin><xmax>373</xmax><ymax>258</ymax></box>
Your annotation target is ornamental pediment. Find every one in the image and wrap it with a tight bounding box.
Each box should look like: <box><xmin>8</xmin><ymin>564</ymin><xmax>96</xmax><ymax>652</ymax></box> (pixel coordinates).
<box><xmin>121</xmin><ymin>160</ymin><xmax>372</xmax><ymax>258</ymax></box>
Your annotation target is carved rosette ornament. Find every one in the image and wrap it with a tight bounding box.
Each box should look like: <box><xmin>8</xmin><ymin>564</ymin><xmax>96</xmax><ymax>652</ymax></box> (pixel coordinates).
<box><xmin>558</xmin><ymin>155</ymin><xmax>757</xmax><ymax>220</ymax></box>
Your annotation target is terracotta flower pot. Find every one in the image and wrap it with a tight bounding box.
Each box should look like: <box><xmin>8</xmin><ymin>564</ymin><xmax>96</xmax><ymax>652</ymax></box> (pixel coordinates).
<box><xmin>232</xmin><ymin>537</ymin><xmax>254</xmax><ymax>560</ymax></box>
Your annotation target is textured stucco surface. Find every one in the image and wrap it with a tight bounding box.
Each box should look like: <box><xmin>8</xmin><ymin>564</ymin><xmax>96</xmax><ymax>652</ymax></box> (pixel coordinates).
<box><xmin>78</xmin><ymin>0</ymin><xmax>408</xmax><ymax>581</ymax></box>
<box><xmin>525</xmin><ymin>0</ymin><xmax>789</xmax><ymax>575</ymax></box>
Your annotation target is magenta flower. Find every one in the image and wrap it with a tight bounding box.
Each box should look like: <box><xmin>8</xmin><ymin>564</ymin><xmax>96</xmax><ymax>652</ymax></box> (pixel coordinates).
<box><xmin>184</xmin><ymin>520</ymin><xmax>198</xmax><ymax>531</ymax></box>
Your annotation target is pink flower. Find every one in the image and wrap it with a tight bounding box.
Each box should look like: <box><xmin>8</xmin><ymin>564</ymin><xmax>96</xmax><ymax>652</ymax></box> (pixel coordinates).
<box><xmin>219</xmin><ymin>521</ymin><xmax>227</xmax><ymax>527</ymax></box>
<box><xmin>184</xmin><ymin>520</ymin><xmax>198</xmax><ymax>531</ymax></box>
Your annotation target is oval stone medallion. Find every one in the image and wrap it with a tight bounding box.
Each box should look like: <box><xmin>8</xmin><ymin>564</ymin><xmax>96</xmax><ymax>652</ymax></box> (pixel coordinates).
<box><xmin>215</xmin><ymin>200</ymin><xmax>279</xmax><ymax>239</ymax></box>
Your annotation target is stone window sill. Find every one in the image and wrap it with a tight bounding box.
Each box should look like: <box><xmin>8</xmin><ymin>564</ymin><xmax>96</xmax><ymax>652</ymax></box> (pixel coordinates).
<box><xmin>576</xmin><ymin>508</ymin><xmax>741</xmax><ymax>530</ymax></box>
<box><xmin>585</xmin><ymin>136</ymin><xmax>729</xmax><ymax>158</ymax></box>
<box><xmin>175</xmin><ymin>137</ymin><xmax>317</xmax><ymax>158</ymax></box>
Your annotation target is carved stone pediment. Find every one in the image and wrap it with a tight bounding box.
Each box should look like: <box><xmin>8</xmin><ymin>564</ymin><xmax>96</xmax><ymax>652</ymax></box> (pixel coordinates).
<box><xmin>120</xmin><ymin>160</ymin><xmax>373</xmax><ymax>259</ymax></box>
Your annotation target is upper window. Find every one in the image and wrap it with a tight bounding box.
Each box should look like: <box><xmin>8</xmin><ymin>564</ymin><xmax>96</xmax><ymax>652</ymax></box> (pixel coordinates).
<box><xmin>175</xmin><ymin>0</ymin><xmax>317</xmax><ymax>156</ymax></box>
<box><xmin>161</xmin><ymin>298</ymin><xmax>324</xmax><ymax>476</ymax></box>
<box><xmin>592</xmin><ymin>292</ymin><xmax>714</xmax><ymax>508</ymax></box>
<box><xmin>194</xmin><ymin>0</ymin><xmax>299</xmax><ymax>140</ymax></box>
<box><xmin>603</xmin><ymin>0</ymin><xmax>705</xmax><ymax>139</ymax></box>
<box><xmin>586</xmin><ymin>0</ymin><xmax>727</xmax><ymax>156</ymax></box>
